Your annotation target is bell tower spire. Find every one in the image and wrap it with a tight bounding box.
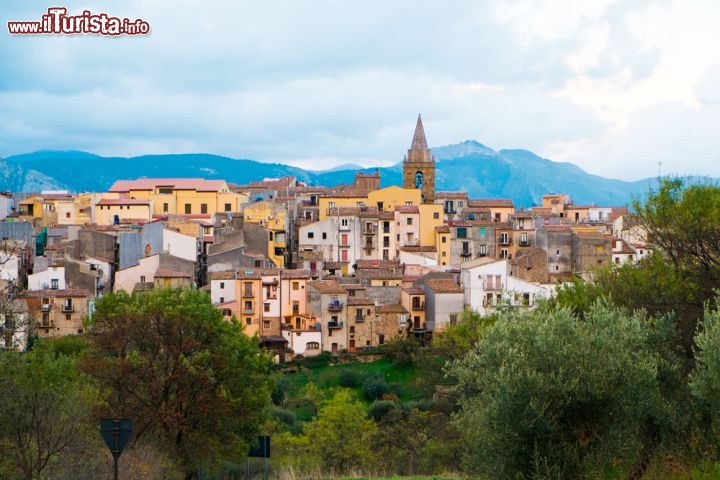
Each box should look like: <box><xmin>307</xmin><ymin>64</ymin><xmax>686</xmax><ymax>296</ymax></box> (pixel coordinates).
<box><xmin>403</xmin><ymin>114</ymin><xmax>436</xmax><ymax>202</ymax></box>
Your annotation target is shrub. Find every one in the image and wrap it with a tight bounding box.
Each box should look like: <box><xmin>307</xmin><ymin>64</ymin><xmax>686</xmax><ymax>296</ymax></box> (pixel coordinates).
<box><xmin>367</xmin><ymin>400</ymin><xmax>399</xmax><ymax>421</ymax></box>
<box><xmin>303</xmin><ymin>351</ymin><xmax>332</xmax><ymax>369</ymax></box>
<box><xmin>338</xmin><ymin>368</ymin><xmax>367</xmax><ymax>388</ymax></box>
<box><xmin>383</xmin><ymin>336</ymin><xmax>420</xmax><ymax>365</ymax></box>
<box><xmin>362</xmin><ymin>372</ymin><xmax>391</xmax><ymax>401</ymax></box>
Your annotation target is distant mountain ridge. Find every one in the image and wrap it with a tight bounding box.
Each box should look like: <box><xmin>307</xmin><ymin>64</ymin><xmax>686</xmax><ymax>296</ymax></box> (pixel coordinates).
<box><xmin>0</xmin><ymin>141</ymin><xmax>679</xmax><ymax>206</ymax></box>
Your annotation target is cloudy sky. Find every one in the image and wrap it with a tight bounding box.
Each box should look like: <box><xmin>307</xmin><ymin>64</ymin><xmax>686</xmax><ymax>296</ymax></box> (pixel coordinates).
<box><xmin>2</xmin><ymin>0</ymin><xmax>720</xmax><ymax>179</ymax></box>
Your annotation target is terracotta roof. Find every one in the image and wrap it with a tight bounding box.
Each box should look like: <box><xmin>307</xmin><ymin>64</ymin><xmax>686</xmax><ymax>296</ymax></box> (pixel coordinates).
<box><xmin>216</xmin><ymin>300</ymin><xmax>239</xmax><ymax>308</ymax></box>
<box><xmin>375</xmin><ymin>304</ymin><xmax>408</xmax><ymax>314</ymax></box>
<box><xmin>26</xmin><ymin>289</ymin><xmax>89</xmax><ymax>298</ymax></box>
<box><xmin>399</xmin><ymin>246</ymin><xmax>437</xmax><ymax>253</ymax></box>
<box><xmin>343</xmin><ymin>284</ymin><xmax>366</xmax><ymax>290</ymax></box>
<box><xmin>356</xmin><ymin>259</ymin><xmax>400</xmax><ymax>270</ymax></box>
<box><xmin>402</xmin><ymin>287</ymin><xmax>425</xmax><ymax>295</ymax></box>
<box><xmin>97</xmin><ymin>198</ymin><xmax>151</xmax><ymax>206</ymax></box>
<box><xmin>469</xmin><ymin>199</ymin><xmax>514</xmax><ymax>208</ymax></box>
<box><xmin>436</xmin><ymin>191</ymin><xmax>468</xmax><ymax>199</ymax></box>
<box><xmin>347</xmin><ymin>297</ymin><xmax>374</xmax><ymax>306</ymax></box>
<box><xmin>425</xmin><ymin>278</ymin><xmax>463</xmax><ymax>294</ymax></box>
<box><xmin>154</xmin><ymin>268</ymin><xmax>192</xmax><ymax>278</ymax></box>
<box><xmin>365</xmin><ymin>270</ymin><xmax>403</xmax><ymax>280</ymax></box>
<box><xmin>435</xmin><ymin>226</ymin><xmax>450</xmax><ymax>234</ymax></box>
<box><xmin>109</xmin><ymin>178</ymin><xmax>227</xmax><ymax>192</ymax></box>
<box><xmin>308</xmin><ymin>280</ymin><xmax>346</xmax><ymax>294</ymax></box>
<box><xmin>395</xmin><ymin>205</ymin><xmax>419</xmax><ymax>213</ymax></box>
<box><xmin>543</xmin><ymin>225</ymin><xmax>573</xmax><ymax>232</ymax></box>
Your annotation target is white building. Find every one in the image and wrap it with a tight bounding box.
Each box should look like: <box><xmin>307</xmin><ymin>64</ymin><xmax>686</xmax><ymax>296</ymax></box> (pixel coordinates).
<box><xmin>163</xmin><ymin>229</ymin><xmax>199</xmax><ymax>263</ymax></box>
<box><xmin>461</xmin><ymin>258</ymin><xmax>554</xmax><ymax>316</ymax></box>
<box><xmin>282</xmin><ymin>327</ymin><xmax>322</xmax><ymax>356</ymax></box>
<box><xmin>28</xmin><ymin>266</ymin><xmax>66</xmax><ymax>291</ymax></box>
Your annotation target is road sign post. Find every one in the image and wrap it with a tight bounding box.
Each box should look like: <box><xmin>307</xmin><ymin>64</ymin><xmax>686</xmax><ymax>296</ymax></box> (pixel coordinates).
<box><xmin>100</xmin><ymin>419</ymin><xmax>133</xmax><ymax>480</ymax></box>
<box><xmin>248</xmin><ymin>436</ymin><xmax>270</xmax><ymax>480</ymax></box>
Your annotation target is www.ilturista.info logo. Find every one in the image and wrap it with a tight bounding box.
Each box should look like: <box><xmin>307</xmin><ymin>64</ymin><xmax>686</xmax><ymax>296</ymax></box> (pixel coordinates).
<box><xmin>8</xmin><ymin>7</ymin><xmax>150</xmax><ymax>36</ymax></box>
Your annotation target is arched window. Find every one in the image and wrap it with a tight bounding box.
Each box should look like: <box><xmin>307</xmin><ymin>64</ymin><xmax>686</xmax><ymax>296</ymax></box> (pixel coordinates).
<box><xmin>306</xmin><ymin>341</ymin><xmax>320</xmax><ymax>350</ymax></box>
<box><xmin>415</xmin><ymin>171</ymin><xmax>424</xmax><ymax>189</ymax></box>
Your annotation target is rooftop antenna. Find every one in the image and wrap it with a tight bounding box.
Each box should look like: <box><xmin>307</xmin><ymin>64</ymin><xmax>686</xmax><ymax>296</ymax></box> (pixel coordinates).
<box><xmin>658</xmin><ymin>161</ymin><xmax>663</xmax><ymax>178</ymax></box>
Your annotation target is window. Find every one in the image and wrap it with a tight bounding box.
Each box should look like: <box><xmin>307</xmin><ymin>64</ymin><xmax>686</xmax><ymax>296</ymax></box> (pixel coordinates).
<box><xmin>225</xmin><ymin>203</ymin><xmax>232</xmax><ymax>212</ymax></box>
<box><xmin>406</xmin><ymin>217</ymin><xmax>413</xmax><ymax>225</ymax></box>
<box><xmin>350</xmin><ymin>326</ymin><xmax>355</xmax><ymax>334</ymax></box>
<box><xmin>159</xmin><ymin>187</ymin><xmax>173</xmax><ymax>194</ymax></box>
<box><xmin>458</xmin><ymin>201</ymin><xmax>464</xmax><ymax>208</ymax></box>
<box><xmin>292</xmin><ymin>282</ymin><xmax>299</xmax><ymax>291</ymax></box>
<box><xmin>51</xmin><ymin>279</ymin><xmax>59</xmax><ymax>290</ymax></box>
<box><xmin>520</xmin><ymin>232</ymin><xmax>528</xmax><ymax>244</ymax></box>
<box><xmin>264</xmin><ymin>303</ymin><xmax>270</xmax><ymax>312</ymax></box>
<box><xmin>307</xmin><ymin>341</ymin><xmax>320</xmax><ymax>349</ymax></box>
<box><xmin>500</xmin><ymin>249</ymin><xmax>509</xmax><ymax>259</ymax></box>
<box><xmin>480</xmin><ymin>228</ymin><xmax>486</xmax><ymax>236</ymax></box>
<box><xmin>254</xmin><ymin>260</ymin><xmax>261</xmax><ymax>268</ymax></box>
<box><xmin>442</xmin><ymin>236</ymin><xmax>447</xmax><ymax>243</ymax></box>
<box><xmin>405</xmin><ymin>201</ymin><xmax>412</xmax><ymax>206</ymax></box>
<box><xmin>434</xmin><ymin>212</ymin><xmax>439</xmax><ymax>219</ymax></box>
<box><xmin>66</xmin><ymin>212</ymin><xmax>71</xmax><ymax>218</ymax></box>
<box><xmin>322</xmin><ymin>232</ymin><xmax>327</xmax><ymax>240</ymax></box>
<box><xmin>184</xmin><ymin>203</ymin><xmax>191</xmax><ymax>214</ymax></box>
<box><xmin>65</xmin><ymin>313</ymin><xmax>71</xmax><ymax>321</ymax></box>
<box><xmin>379</xmin><ymin>334</ymin><xmax>385</xmax><ymax>345</ymax></box>
<box><xmin>307</xmin><ymin>232</ymin><xmax>314</xmax><ymax>239</ymax></box>
<box><xmin>457</xmin><ymin>227</ymin><xmax>467</xmax><ymax>238</ymax></box>
<box><xmin>329</xmin><ymin>201</ymin><xmax>335</xmax><ymax>208</ymax></box>
<box><xmin>246</xmin><ymin>318</ymin><xmax>252</xmax><ymax>326</ymax></box>
<box><xmin>377</xmin><ymin>201</ymin><xmax>384</xmax><ymax>210</ymax></box>
<box><xmin>200</xmin><ymin>203</ymin><xmax>208</xmax><ymax>214</ymax></box>
<box><xmin>478</xmin><ymin>244</ymin><xmax>487</xmax><ymax>256</ymax></box>
<box><xmin>341</xmin><ymin>218</ymin><xmax>349</xmax><ymax>227</ymax></box>
<box><xmin>220</xmin><ymin>296</ymin><xmax>225</xmax><ymax>303</ymax></box>
<box><xmin>442</xmin><ymin>251</ymin><xmax>447</xmax><ymax>257</ymax></box>
<box><xmin>219</xmin><ymin>282</ymin><xmax>225</xmax><ymax>289</ymax></box>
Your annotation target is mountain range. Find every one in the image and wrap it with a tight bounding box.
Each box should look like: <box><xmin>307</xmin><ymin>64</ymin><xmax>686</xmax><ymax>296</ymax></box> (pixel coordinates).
<box><xmin>0</xmin><ymin>141</ymin><xmax>676</xmax><ymax>207</ymax></box>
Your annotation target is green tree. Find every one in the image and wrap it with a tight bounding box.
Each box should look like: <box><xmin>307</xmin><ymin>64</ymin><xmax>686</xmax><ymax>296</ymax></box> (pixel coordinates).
<box><xmin>0</xmin><ymin>344</ymin><xmax>99</xmax><ymax>479</ymax></box>
<box><xmin>450</xmin><ymin>304</ymin><xmax>666</xmax><ymax>479</ymax></box>
<box><xmin>690</xmin><ymin>305</ymin><xmax>720</xmax><ymax>439</ymax></box>
<box><xmin>82</xmin><ymin>288</ymin><xmax>273</xmax><ymax>480</ymax></box>
<box><xmin>304</xmin><ymin>389</ymin><xmax>376</xmax><ymax>474</ymax></box>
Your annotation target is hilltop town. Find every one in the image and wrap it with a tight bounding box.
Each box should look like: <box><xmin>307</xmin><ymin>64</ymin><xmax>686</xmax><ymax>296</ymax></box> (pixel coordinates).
<box><xmin>0</xmin><ymin>116</ymin><xmax>648</xmax><ymax>354</ymax></box>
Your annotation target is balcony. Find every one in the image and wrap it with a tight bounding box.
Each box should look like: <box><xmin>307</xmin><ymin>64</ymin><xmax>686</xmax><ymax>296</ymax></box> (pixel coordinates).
<box><xmin>328</xmin><ymin>320</ymin><xmax>343</xmax><ymax>329</ymax></box>
<box><xmin>339</xmin><ymin>223</ymin><xmax>350</xmax><ymax>231</ymax></box>
<box><xmin>327</xmin><ymin>301</ymin><xmax>343</xmax><ymax>311</ymax></box>
<box><xmin>411</xmin><ymin>301</ymin><xmax>425</xmax><ymax>311</ymax></box>
<box><xmin>460</xmin><ymin>250</ymin><xmax>472</xmax><ymax>258</ymax></box>
<box><xmin>413</xmin><ymin>321</ymin><xmax>426</xmax><ymax>331</ymax></box>
<box><xmin>498</xmin><ymin>237</ymin><xmax>512</xmax><ymax>246</ymax></box>
<box><xmin>37</xmin><ymin>322</ymin><xmax>53</xmax><ymax>329</ymax></box>
<box><xmin>243</xmin><ymin>304</ymin><xmax>254</xmax><ymax>314</ymax></box>
<box><xmin>363</xmin><ymin>227</ymin><xmax>376</xmax><ymax>235</ymax></box>
<box><xmin>519</xmin><ymin>239</ymin><xmax>530</xmax><ymax>246</ymax></box>
<box><xmin>355</xmin><ymin>314</ymin><xmax>365</xmax><ymax>323</ymax></box>
<box><xmin>41</xmin><ymin>304</ymin><xmax>51</xmax><ymax>312</ymax></box>
<box><xmin>62</xmin><ymin>304</ymin><xmax>74</xmax><ymax>313</ymax></box>
<box><xmin>243</xmin><ymin>290</ymin><xmax>254</xmax><ymax>298</ymax></box>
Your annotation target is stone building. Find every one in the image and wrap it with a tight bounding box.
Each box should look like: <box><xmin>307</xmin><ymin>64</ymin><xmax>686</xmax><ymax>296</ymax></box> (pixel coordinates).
<box><xmin>402</xmin><ymin>114</ymin><xmax>436</xmax><ymax>203</ymax></box>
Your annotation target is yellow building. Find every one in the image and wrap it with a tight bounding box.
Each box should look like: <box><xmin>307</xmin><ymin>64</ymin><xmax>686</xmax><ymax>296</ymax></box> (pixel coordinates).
<box><xmin>95</xmin><ymin>198</ymin><xmax>153</xmax><ymax>225</ymax></box>
<box><xmin>56</xmin><ymin>193</ymin><xmax>99</xmax><ymax>225</ymax></box>
<box><xmin>367</xmin><ymin>186</ymin><xmax>422</xmax><ymax>213</ymax></box>
<box><xmin>244</xmin><ymin>201</ymin><xmax>288</xmax><ymax>267</ymax></box>
<box><xmin>107</xmin><ymin>178</ymin><xmax>243</xmax><ymax>217</ymax></box>
<box><xmin>435</xmin><ymin>225</ymin><xmax>451</xmax><ymax>266</ymax></box>
<box><xmin>18</xmin><ymin>192</ymin><xmax>75</xmax><ymax>226</ymax></box>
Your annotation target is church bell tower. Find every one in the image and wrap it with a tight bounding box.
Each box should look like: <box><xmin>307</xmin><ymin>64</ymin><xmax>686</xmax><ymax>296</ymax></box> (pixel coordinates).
<box><xmin>402</xmin><ymin>114</ymin><xmax>436</xmax><ymax>203</ymax></box>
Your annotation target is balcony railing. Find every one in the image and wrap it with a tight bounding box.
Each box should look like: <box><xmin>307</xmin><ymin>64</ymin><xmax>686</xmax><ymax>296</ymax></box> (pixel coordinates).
<box><xmin>327</xmin><ymin>301</ymin><xmax>343</xmax><ymax>311</ymax></box>
<box><xmin>243</xmin><ymin>290</ymin><xmax>254</xmax><ymax>298</ymax></box>
<box><xmin>62</xmin><ymin>304</ymin><xmax>74</xmax><ymax>313</ymax></box>
<box><xmin>411</xmin><ymin>301</ymin><xmax>424</xmax><ymax>311</ymax></box>
<box><xmin>413</xmin><ymin>321</ymin><xmax>426</xmax><ymax>331</ymax></box>
<box><xmin>498</xmin><ymin>237</ymin><xmax>512</xmax><ymax>245</ymax></box>
<box><xmin>41</xmin><ymin>304</ymin><xmax>51</xmax><ymax>312</ymax></box>
<box><xmin>355</xmin><ymin>314</ymin><xmax>365</xmax><ymax>323</ymax></box>
<box><xmin>363</xmin><ymin>227</ymin><xmax>376</xmax><ymax>235</ymax></box>
<box><xmin>243</xmin><ymin>304</ymin><xmax>254</xmax><ymax>314</ymax></box>
<box><xmin>460</xmin><ymin>250</ymin><xmax>472</xmax><ymax>257</ymax></box>
<box><xmin>519</xmin><ymin>239</ymin><xmax>530</xmax><ymax>246</ymax></box>
<box><xmin>328</xmin><ymin>320</ymin><xmax>343</xmax><ymax>329</ymax></box>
